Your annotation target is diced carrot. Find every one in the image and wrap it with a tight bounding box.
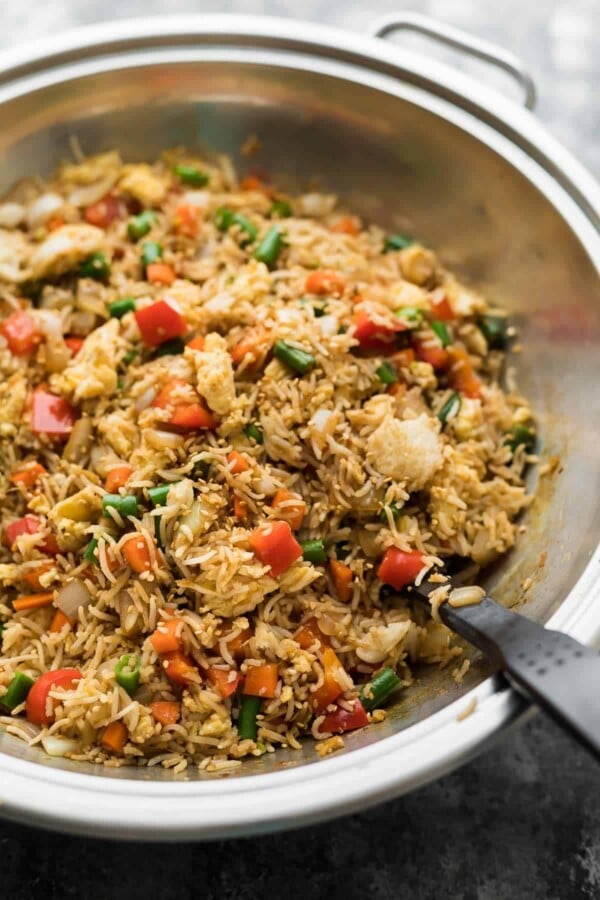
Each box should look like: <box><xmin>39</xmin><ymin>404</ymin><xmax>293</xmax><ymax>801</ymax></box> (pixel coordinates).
<box><xmin>249</xmin><ymin>520</ymin><xmax>302</xmax><ymax>577</ymax></box>
<box><xmin>243</xmin><ymin>662</ymin><xmax>279</xmax><ymax>698</ymax></box>
<box><xmin>162</xmin><ymin>651</ymin><xmax>198</xmax><ymax>685</ymax></box>
<box><xmin>64</xmin><ymin>336</ymin><xmax>85</xmax><ymax>356</ymax></box>
<box><xmin>150</xmin><ymin>700</ymin><xmax>181</xmax><ymax>725</ymax></box>
<box><xmin>207</xmin><ymin>667</ymin><xmax>242</xmax><ymax>699</ymax></box>
<box><xmin>330</xmin><ymin>559</ymin><xmax>353</xmax><ymax>602</ymax></box>
<box><xmin>13</xmin><ymin>591</ymin><xmax>54</xmax><ymax>612</ymax></box>
<box><xmin>413</xmin><ymin>338</ymin><xmax>449</xmax><ymax>371</ymax></box>
<box><xmin>151</xmin><ymin>376</ymin><xmax>192</xmax><ymax>408</ymax></box>
<box><xmin>224</xmin><ymin>627</ymin><xmax>253</xmax><ymax>659</ymax></box>
<box><xmin>105</xmin><ymin>465</ymin><xmax>133</xmax><ymax>493</ymax></box>
<box><xmin>305</xmin><ymin>270</ymin><xmax>346</xmax><ymax>297</ymax></box>
<box><xmin>233</xmin><ymin>495</ymin><xmax>248</xmax><ymax>521</ymax></box>
<box><xmin>187</xmin><ymin>335</ymin><xmax>205</xmax><ymax>351</ymax></box>
<box><xmin>294</xmin><ymin>617</ymin><xmax>331</xmax><ymax>652</ymax></box>
<box><xmin>391</xmin><ymin>348</ymin><xmax>416</xmax><ymax>369</ymax></box>
<box><xmin>312</xmin><ymin>647</ymin><xmax>345</xmax><ymax>712</ymax></box>
<box><xmin>10</xmin><ymin>463</ymin><xmax>47</xmax><ymax>489</ymax></box>
<box><xmin>272</xmin><ymin>488</ymin><xmax>306</xmax><ymax>531</ymax></box>
<box><xmin>46</xmin><ymin>216</ymin><xmax>65</xmax><ymax>232</ymax></box>
<box><xmin>447</xmin><ymin>346</ymin><xmax>483</xmax><ymax>399</ymax></box>
<box><xmin>146</xmin><ymin>262</ymin><xmax>175</xmax><ymax>285</ymax></box>
<box><xmin>22</xmin><ymin>561</ymin><xmax>54</xmax><ymax>591</ymax></box>
<box><xmin>151</xmin><ymin>619</ymin><xmax>182</xmax><ymax>654</ymax></box>
<box><xmin>101</xmin><ymin>720</ymin><xmax>128</xmax><ymax>754</ymax></box>
<box><xmin>387</xmin><ymin>381</ymin><xmax>406</xmax><ymax>398</ymax></box>
<box><xmin>173</xmin><ymin>203</ymin><xmax>199</xmax><ymax>238</ymax></box>
<box><xmin>152</xmin><ymin>378</ymin><xmax>217</xmax><ymax>432</ymax></box>
<box><xmin>230</xmin><ymin>327</ymin><xmax>270</xmax><ymax>366</ymax></box>
<box><xmin>431</xmin><ymin>294</ymin><xmax>455</xmax><ymax>321</ymax></box>
<box><xmin>122</xmin><ymin>535</ymin><xmax>153</xmax><ymax>574</ymax></box>
<box><xmin>330</xmin><ymin>217</ymin><xmax>360</xmax><ymax>236</ymax></box>
<box><xmin>50</xmin><ymin>609</ymin><xmax>70</xmax><ymax>634</ymax></box>
<box><xmin>0</xmin><ymin>311</ymin><xmax>42</xmax><ymax>355</ymax></box>
<box><xmin>227</xmin><ymin>451</ymin><xmax>250</xmax><ymax>474</ymax></box>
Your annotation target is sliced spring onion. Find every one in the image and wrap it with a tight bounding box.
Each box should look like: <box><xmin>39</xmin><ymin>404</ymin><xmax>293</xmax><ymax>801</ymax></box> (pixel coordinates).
<box><xmin>115</xmin><ymin>654</ymin><xmax>141</xmax><ymax>696</ymax></box>
<box><xmin>395</xmin><ymin>306</ymin><xmax>422</xmax><ymax>327</ymax></box>
<box><xmin>173</xmin><ymin>164</ymin><xmax>209</xmax><ymax>187</ymax></box>
<box><xmin>385</xmin><ymin>233</ymin><xmax>413</xmax><ymax>251</ymax></box>
<box><xmin>127</xmin><ymin>211</ymin><xmax>157</xmax><ymax>241</ymax></box>
<box><xmin>438</xmin><ymin>391</ymin><xmax>461</xmax><ymax>424</ymax></box>
<box><xmin>102</xmin><ymin>493</ymin><xmax>139</xmax><ymax>518</ymax></box>
<box><xmin>140</xmin><ymin>241</ymin><xmax>163</xmax><ymax>270</ymax></box>
<box><xmin>273</xmin><ymin>340</ymin><xmax>316</xmax><ymax>375</ymax></box>
<box><xmin>360</xmin><ymin>667</ymin><xmax>402</xmax><ymax>712</ymax></box>
<box><xmin>300</xmin><ymin>539</ymin><xmax>327</xmax><ymax>565</ymax></box>
<box><xmin>376</xmin><ymin>360</ymin><xmax>398</xmax><ymax>385</ymax></box>
<box><xmin>148</xmin><ymin>483</ymin><xmax>172</xmax><ymax>507</ymax></box>
<box><xmin>83</xmin><ymin>537</ymin><xmax>99</xmax><ymax>564</ymax></box>
<box><xmin>0</xmin><ymin>671</ymin><xmax>34</xmax><ymax>710</ymax></box>
<box><xmin>237</xmin><ymin>694</ymin><xmax>261</xmax><ymax>741</ymax></box>
<box><xmin>108</xmin><ymin>297</ymin><xmax>136</xmax><ymax>319</ymax></box>
<box><xmin>506</xmin><ymin>424</ymin><xmax>535</xmax><ymax>452</ymax></box>
<box><xmin>379</xmin><ymin>502</ymin><xmax>403</xmax><ymax>523</ymax></box>
<box><xmin>479</xmin><ymin>314</ymin><xmax>509</xmax><ymax>349</ymax></box>
<box><xmin>155</xmin><ymin>337</ymin><xmax>184</xmax><ymax>357</ymax></box>
<box><xmin>254</xmin><ymin>226</ymin><xmax>282</xmax><ymax>268</ymax></box>
<box><xmin>270</xmin><ymin>199</ymin><xmax>292</xmax><ymax>218</ymax></box>
<box><xmin>430</xmin><ymin>320</ymin><xmax>451</xmax><ymax>347</ymax></box>
<box><xmin>79</xmin><ymin>252</ymin><xmax>110</xmax><ymax>281</ymax></box>
<box><xmin>244</xmin><ymin>423</ymin><xmax>264</xmax><ymax>445</ymax></box>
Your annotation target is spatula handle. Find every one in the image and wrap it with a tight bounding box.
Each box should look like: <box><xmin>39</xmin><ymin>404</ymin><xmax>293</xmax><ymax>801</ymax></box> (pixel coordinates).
<box><xmin>440</xmin><ymin>596</ymin><xmax>600</xmax><ymax>760</ymax></box>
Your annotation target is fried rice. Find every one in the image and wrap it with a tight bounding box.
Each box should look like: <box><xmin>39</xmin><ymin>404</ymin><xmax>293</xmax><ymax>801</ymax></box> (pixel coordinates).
<box><xmin>0</xmin><ymin>148</ymin><xmax>535</xmax><ymax>772</ymax></box>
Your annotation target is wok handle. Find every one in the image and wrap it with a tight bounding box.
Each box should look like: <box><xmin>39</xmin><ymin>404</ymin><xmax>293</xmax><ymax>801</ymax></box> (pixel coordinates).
<box><xmin>440</xmin><ymin>596</ymin><xmax>600</xmax><ymax>761</ymax></box>
<box><xmin>369</xmin><ymin>12</ymin><xmax>537</xmax><ymax>111</ymax></box>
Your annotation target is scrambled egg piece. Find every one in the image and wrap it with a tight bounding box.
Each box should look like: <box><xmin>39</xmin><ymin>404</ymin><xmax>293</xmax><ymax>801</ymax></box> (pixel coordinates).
<box><xmin>367</xmin><ymin>413</ymin><xmax>443</xmax><ymax>490</ymax></box>
<box><xmin>97</xmin><ymin>412</ymin><xmax>139</xmax><ymax>459</ymax></box>
<box><xmin>0</xmin><ymin>229</ymin><xmax>31</xmax><ymax>282</ymax></box>
<box><xmin>0</xmin><ymin>371</ymin><xmax>27</xmax><ymax>437</ymax></box>
<box><xmin>119</xmin><ymin>164</ymin><xmax>168</xmax><ymax>207</ymax></box>
<box><xmin>53</xmin><ymin>319</ymin><xmax>119</xmax><ymax>400</ymax></box>
<box><xmin>30</xmin><ymin>224</ymin><xmax>104</xmax><ymax>280</ymax></box>
<box><xmin>398</xmin><ymin>244</ymin><xmax>438</xmax><ymax>286</ymax></box>
<box><xmin>49</xmin><ymin>487</ymin><xmax>102</xmax><ymax>551</ymax></box>
<box><xmin>189</xmin><ymin>332</ymin><xmax>236</xmax><ymax>415</ymax></box>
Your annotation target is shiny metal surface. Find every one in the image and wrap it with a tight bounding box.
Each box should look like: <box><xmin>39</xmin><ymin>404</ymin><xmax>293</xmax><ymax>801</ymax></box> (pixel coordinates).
<box><xmin>0</xmin><ymin>14</ymin><xmax>598</xmax><ymax>839</ymax></box>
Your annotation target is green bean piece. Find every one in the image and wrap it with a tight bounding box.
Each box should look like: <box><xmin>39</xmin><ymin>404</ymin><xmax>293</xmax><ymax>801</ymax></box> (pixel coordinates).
<box><xmin>141</xmin><ymin>241</ymin><xmax>163</xmax><ymax>270</ymax></box>
<box><xmin>360</xmin><ymin>667</ymin><xmax>402</xmax><ymax>712</ymax></box>
<box><xmin>83</xmin><ymin>537</ymin><xmax>99</xmax><ymax>564</ymax></box>
<box><xmin>127</xmin><ymin>211</ymin><xmax>157</xmax><ymax>241</ymax></box>
<box><xmin>506</xmin><ymin>424</ymin><xmax>536</xmax><ymax>453</ymax></box>
<box><xmin>237</xmin><ymin>694</ymin><xmax>261</xmax><ymax>741</ymax></box>
<box><xmin>173</xmin><ymin>164</ymin><xmax>210</xmax><ymax>187</ymax></box>
<box><xmin>385</xmin><ymin>233</ymin><xmax>414</xmax><ymax>252</ymax></box>
<box><xmin>270</xmin><ymin>199</ymin><xmax>292</xmax><ymax>219</ymax></box>
<box><xmin>438</xmin><ymin>391</ymin><xmax>461</xmax><ymax>425</ymax></box>
<box><xmin>155</xmin><ymin>337</ymin><xmax>185</xmax><ymax>357</ymax></box>
<box><xmin>214</xmin><ymin>207</ymin><xmax>258</xmax><ymax>243</ymax></box>
<box><xmin>376</xmin><ymin>360</ymin><xmax>398</xmax><ymax>386</ymax></box>
<box><xmin>80</xmin><ymin>252</ymin><xmax>110</xmax><ymax>282</ymax></box>
<box><xmin>254</xmin><ymin>226</ymin><xmax>282</xmax><ymax>268</ymax></box>
<box><xmin>395</xmin><ymin>306</ymin><xmax>423</xmax><ymax>328</ymax></box>
<box><xmin>148</xmin><ymin>484</ymin><xmax>172</xmax><ymax>507</ymax></box>
<box><xmin>244</xmin><ymin>423</ymin><xmax>264</xmax><ymax>445</ymax></box>
<box><xmin>102</xmin><ymin>493</ymin><xmax>139</xmax><ymax>518</ymax></box>
<box><xmin>300</xmin><ymin>539</ymin><xmax>327</xmax><ymax>565</ymax></box>
<box><xmin>115</xmin><ymin>654</ymin><xmax>141</xmax><ymax>696</ymax></box>
<box><xmin>214</xmin><ymin>207</ymin><xmax>234</xmax><ymax>231</ymax></box>
<box><xmin>480</xmin><ymin>314</ymin><xmax>509</xmax><ymax>349</ymax></box>
<box><xmin>379</xmin><ymin>502</ymin><xmax>403</xmax><ymax>524</ymax></box>
<box><xmin>273</xmin><ymin>340</ymin><xmax>316</xmax><ymax>376</ymax></box>
<box><xmin>0</xmin><ymin>671</ymin><xmax>35</xmax><ymax>710</ymax></box>
<box><xmin>108</xmin><ymin>297</ymin><xmax>136</xmax><ymax>319</ymax></box>
<box><xmin>430</xmin><ymin>320</ymin><xmax>451</xmax><ymax>347</ymax></box>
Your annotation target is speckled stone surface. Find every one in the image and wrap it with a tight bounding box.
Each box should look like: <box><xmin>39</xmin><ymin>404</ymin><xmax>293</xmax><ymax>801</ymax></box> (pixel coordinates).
<box><xmin>0</xmin><ymin>2</ymin><xmax>599</xmax><ymax>896</ymax></box>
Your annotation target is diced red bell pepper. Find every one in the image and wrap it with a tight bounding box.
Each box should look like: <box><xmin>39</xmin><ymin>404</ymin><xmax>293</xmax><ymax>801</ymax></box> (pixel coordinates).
<box><xmin>377</xmin><ymin>547</ymin><xmax>425</xmax><ymax>591</ymax></box>
<box><xmin>431</xmin><ymin>294</ymin><xmax>455</xmax><ymax>321</ymax></box>
<box><xmin>321</xmin><ymin>699</ymin><xmax>369</xmax><ymax>733</ymax></box>
<box><xmin>84</xmin><ymin>192</ymin><xmax>126</xmax><ymax>229</ymax></box>
<box><xmin>352</xmin><ymin>309</ymin><xmax>406</xmax><ymax>353</ymax></box>
<box><xmin>31</xmin><ymin>390</ymin><xmax>77</xmax><ymax>438</ymax></box>
<box><xmin>249</xmin><ymin>520</ymin><xmax>302</xmax><ymax>577</ymax></box>
<box><xmin>207</xmin><ymin>666</ymin><xmax>242</xmax><ymax>699</ymax></box>
<box><xmin>26</xmin><ymin>668</ymin><xmax>82</xmax><ymax>725</ymax></box>
<box><xmin>0</xmin><ymin>311</ymin><xmax>41</xmax><ymax>355</ymax></box>
<box><xmin>5</xmin><ymin>515</ymin><xmax>58</xmax><ymax>556</ymax></box>
<box><xmin>134</xmin><ymin>299</ymin><xmax>186</xmax><ymax>347</ymax></box>
<box><xmin>413</xmin><ymin>338</ymin><xmax>449</xmax><ymax>371</ymax></box>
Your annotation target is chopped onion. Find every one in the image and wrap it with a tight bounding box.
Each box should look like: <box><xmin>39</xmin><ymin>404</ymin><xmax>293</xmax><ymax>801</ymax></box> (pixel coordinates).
<box><xmin>55</xmin><ymin>577</ymin><xmax>92</xmax><ymax>624</ymax></box>
<box><xmin>310</xmin><ymin>409</ymin><xmax>334</xmax><ymax>434</ymax></box>
<box><xmin>297</xmin><ymin>193</ymin><xmax>337</xmax><ymax>217</ymax></box>
<box><xmin>26</xmin><ymin>193</ymin><xmax>64</xmax><ymax>229</ymax></box>
<box><xmin>317</xmin><ymin>314</ymin><xmax>338</xmax><ymax>336</ymax></box>
<box><xmin>205</xmin><ymin>292</ymin><xmax>234</xmax><ymax>314</ymax></box>
<box><xmin>145</xmin><ymin>429</ymin><xmax>183</xmax><ymax>450</ymax></box>
<box><xmin>68</xmin><ymin>173</ymin><xmax>117</xmax><ymax>208</ymax></box>
<box><xmin>134</xmin><ymin>386</ymin><xmax>157</xmax><ymax>412</ymax></box>
<box><xmin>255</xmin><ymin>473</ymin><xmax>276</xmax><ymax>495</ymax></box>
<box><xmin>41</xmin><ymin>734</ymin><xmax>80</xmax><ymax>757</ymax></box>
<box><xmin>0</xmin><ymin>202</ymin><xmax>25</xmax><ymax>228</ymax></box>
<box><xmin>63</xmin><ymin>417</ymin><xmax>93</xmax><ymax>463</ymax></box>
<box><xmin>181</xmin><ymin>190</ymin><xmax>210</xmax><ymax>208</ymax></box>
<box><xmin>69</xmin><ymin>310</ymin><xmax>96</xmax><ymax>334</ymax></box>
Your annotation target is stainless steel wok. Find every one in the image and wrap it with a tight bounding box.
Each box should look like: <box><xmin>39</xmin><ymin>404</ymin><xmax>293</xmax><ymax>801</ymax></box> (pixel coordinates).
<box><xmin>0</xmin><ymin>12</ymin><xmax>598</xmax><ymax>840</ymax></box>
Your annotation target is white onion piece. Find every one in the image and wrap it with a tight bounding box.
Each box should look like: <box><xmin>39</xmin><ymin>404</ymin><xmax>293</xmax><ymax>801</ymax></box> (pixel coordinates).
<box><xmin>63</xmin><ymin>417</ymin><xmax>93</xmax><ymax>463</ymax></box>
<box><xmin>41</xmin><ymin>735</ymin><xmax>80</xmax><ymax>757</ymax></box>
<box><xmin>55</xmin><ymin>577</ymin><xmax>92</xmax><ymax>624</ymax></box>
<box><xmin>318</xmin><ymin>315</ymin><xmax>338</xmax><ymax>337</ymax></box>
<box><xmin>68</xmin><ymin>173</ymin><xmax>117</xmax><ymax>208</ymax></box>
<box><xmin>181</xmin><ymin>190</ymin><xmax>210</xmax><ymax>208</ymax></box>
<box><xmin>134</xmin><ymin>386</ymin><xmax>157</xmax><ymax>412</ymax></box>
<box><xmin>26</xmin><ymin>193</ymin><xmax>64</xmax><ymax>229</ymax></box>
<box><xmin>0</xmin><ymin>202</ymin><xmax>25</xmax><ymax>228</ymax></box>
<box><xmin>310</xmin><ymin>409</ymin><xmax>333</xmax><ymax>433</ymax></box>
<box><xmin>297</xmin><ymin>192</ymin><xmax>337</xmax><ymax>217</ymax></box>
<box><xmin>145</xmin><ymin>429</ymin><xmax>183</xmax><ymax>450</ymax></box>
<box><xmin>255</xmin><ymin>473</ymin><xmax>276</xmax><ymax>495</ymax></box>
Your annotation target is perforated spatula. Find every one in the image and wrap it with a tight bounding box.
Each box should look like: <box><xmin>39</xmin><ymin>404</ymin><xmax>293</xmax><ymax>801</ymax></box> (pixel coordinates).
<box><xmin>410</xmin><ymin>571</ymin><xmax>600</xmax><ymax>760</ymax></box>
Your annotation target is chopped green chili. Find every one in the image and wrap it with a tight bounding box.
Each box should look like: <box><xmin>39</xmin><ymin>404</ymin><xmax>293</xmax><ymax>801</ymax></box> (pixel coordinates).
<box><xmin>80</xmin><ymin>252</ymin><xmax>110</xmax><ymax>281</ymax></box>
<box><xmin>173</xmin><ymin>163</ymin><xmax>210</xmax><ymax>187</ymax></box>
<box><xmin>438</xmin><ymin>391</ymin><xmax>461</xmax><ymax>425</ymax></box>
<box><xmin>376</xmin><ymin>360</ymin><xmax>398</xmax><ymax>386</ymax></box>
<box><xmin>237</xmin><ymin>694</ymin><xmax>261</xmax><ymax>741</ymax></box>
<box><xmin>0</xmin><ymin>671</ymin><xmax>35</xmax><ymax>710</ymax></box>
<box><xmin>385</xmin><ymin>233</ymin><xmax>413</xmax><ymax>252</ymax></box>
<box><xmin>395</xmin><ymin>306</ymin><xmax>423</xmax><ymax>327</ymax></box>
<box><xmin>360</xmin><ymin>667</ymin><xmax>402</xmax><ymax>712</ymax></box>
<box><xmin>155</xmin><ymin>337</ymin><xmax>185</xmax><ymax>357</ymax></box>
<box><xmin>379</xmin><ymin>502</ymin><xmax>403</xmax><ymax>523</ymax></box>
<box><xmin>148</xmin><ymin>484</ymin><xmax>172</xmax><ymax>507</ymax></box>
<box><xmin>270</xmin><ymin>199</ymin><xmax>292</xmax><ymax>219</ymax></box>
<box><xmin>102</xmin><ymin>493</ymin><xmax>139</xmax><ymax>518</ymax></box>
<box><xmin>127</xmin><ymin>211</ymin><xmax>157</xmax><ymax>241</ymax></box>
<box><xmin>254</xmin><ymin>226</ymin><xmax>282</xmax><ymax>268</ymax></box>
<box><xmin>141</xmin><ymin>241</ymin><xmax>163</xmax><ymax>270</ymax></box>
<box><xmin>430</xmin><ymin>320</ymin><xmax>451</xmax><ymax>347</ymax></box>
<box><xmin>115</xmin><ymin>654</ymin><xmax>141</xmax><ymax>696</ymax></box>
<box><xmin>244</xmin><ymin>423</ymin><xmax>264</xmax><ymax>445</ymax></box>
<box><xmin>506</xmin><ymin>424</ymin><xmax>536</xmax><ymax>452</ymax></box>
<box><xmin>108</xmin><ymin>297</ymin><xmax>136</xmax><ymax>319</ymax></box>
<box><xmin>273</xmin><ymin>340</ymin><xmax>316</xmax><ymax>375</ymax></box>
<box><xmin>479</xmin><ymin>314</ymin><xmax>509</xmax><ymax>349</ymax></box>
<box><xmin>214</xmin><ymin>207</ymin><xmax>258</xmax><ymax>243</ymax></box>
<box><xmin>300</xmin><ymin>539</ymin><xmax>327</xmax><ymax>565</ymax></box>
<box><xmin>83</xmin><ymin>537</ymin><xmax>99</xmax><ymax>565</ymax></box>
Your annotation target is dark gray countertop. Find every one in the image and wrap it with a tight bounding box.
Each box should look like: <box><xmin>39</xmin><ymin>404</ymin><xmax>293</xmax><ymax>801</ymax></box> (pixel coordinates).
<box><xmin>1</xmin><ymin>2</ymin><xmax>598</xmax><ymax>896</ymax></box>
